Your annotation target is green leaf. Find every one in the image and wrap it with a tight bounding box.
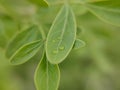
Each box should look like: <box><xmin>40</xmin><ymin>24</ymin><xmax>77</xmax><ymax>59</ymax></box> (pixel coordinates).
<box><xmin>46</xmin><ymin>4</ymin><xmax>76</xmax><ymax>64</ymax></box>
<box><xmin>35</xmin><ymin>55</ymin><xmax>60</xmax><ymax>90</ymax></box>
<box><xmin>10</xmin><ymin>40</ymin><xmax>43</xmax><ymax>65</ymax></box>
<box><xmin>86</xmin><ymin>0</ymin><xmax>120</xmax><ymax>26</ymax></box>
<box><xmin>73</xmin><ymin>39</ymin><xmax>86</xmax><ymax>50</ymax></box>
<box><xmin>28</xmin><ymin>0</ymin><xmax>48</xmax><ymax>7</ymax></box>
<box><xmin>6</xmin><ymin>26</ymin><xmax>42</xmax><ymax>58</ymax></box>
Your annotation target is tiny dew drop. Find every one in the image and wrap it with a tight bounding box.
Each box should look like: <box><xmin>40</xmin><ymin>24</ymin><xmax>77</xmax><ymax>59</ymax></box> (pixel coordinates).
<box><xmin>59</xmin><ymin>46</ymin><xmax>65</xmax><ymax>50</ymax></box>
<box><xmin>53</xmin><ymin>50</ymin><xmax>58</xmax><ymax>54</ymax></box>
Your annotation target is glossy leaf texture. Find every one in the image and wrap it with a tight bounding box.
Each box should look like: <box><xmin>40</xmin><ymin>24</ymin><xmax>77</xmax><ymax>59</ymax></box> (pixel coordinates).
<box><xmin>28</xmin><ymin>0</ymin><xmax>48</xmax><ymax>7</ymax></box>
<box><xmin>10</xmin><ymin>40</ymin><xmax>43</xmax><ymax>65</ymax></box>
<box><xmin>73</xmin><ymin>39</ymin><xmax>86</xmax><ymax>50</ymax></box>
<box><xmin>46</xmin><ymin>4</ymin><xmax>76</xmax><ymax>64</ymax></box>
<box><xmin>6</xmin><ymin>26</ymin><xmax>42</xmax><ymax>58</ymax></box>
<box><xmin>35</xmin><ymin>55</ymin><xmax>60</xmax><ymax>90</ymax></box>
<box><xmin>86</xmin><ymin>0</ymin><xmax>120</xmax><ymax>26</ymax></box>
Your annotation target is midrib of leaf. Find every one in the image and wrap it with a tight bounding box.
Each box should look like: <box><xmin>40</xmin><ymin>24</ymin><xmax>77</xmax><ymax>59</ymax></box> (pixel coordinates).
<box><xmin>22</xmin><ymin>42</ymin><xmax>41</xmax><ymax>55</ymax></box>
<box><xmin>13</xmin><ymin>46</ymin><xmax>37</xmax><ymax>58</ymax></box>
<box><xmin>56</xmin><ymin>5</ymin><xmax>69</xmax><ymax>52</ymax></box>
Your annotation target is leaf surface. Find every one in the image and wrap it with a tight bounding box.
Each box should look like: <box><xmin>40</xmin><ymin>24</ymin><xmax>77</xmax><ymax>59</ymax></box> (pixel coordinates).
<box><xmin>86</xmin><ymin>0</ymin><xmax>120</xmax><ymax>26</ymax></box>
<box><xmin>46</xmin><ymin>4</ymin><xmax>76</xmax><ymax>64</ymax></box>
<box><xmin>6</xmin><ymin>26</ymin><xmax>42</xmax><ymax>58</ymax></box>
<box><xmin>35</xmin><ymin>55</ymin><xmax>60</xmax><ymax>90</ymax></box>
<box><xmin>10</xmin><ymin>40</ymin><xmax>43</xmax><ymax>65</ymax></box>
<box><xmin>73</xmin><ymin>39</ymin><xmax>86</xmax><ymax>50</ymax></box>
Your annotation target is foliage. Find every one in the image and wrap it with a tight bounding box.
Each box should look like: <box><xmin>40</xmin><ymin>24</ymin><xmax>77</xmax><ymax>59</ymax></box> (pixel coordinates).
<box><xmin>0</xmin><ymin>0</ymin><xmax>120</xmax><ymax>90</ymax></box>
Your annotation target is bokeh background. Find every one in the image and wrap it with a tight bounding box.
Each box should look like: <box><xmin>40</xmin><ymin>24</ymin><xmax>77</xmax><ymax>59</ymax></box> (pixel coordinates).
<box><xmin>0</xmin><ymin>0</ymin><xmax>120</xmax><ymax>90</ymax></box>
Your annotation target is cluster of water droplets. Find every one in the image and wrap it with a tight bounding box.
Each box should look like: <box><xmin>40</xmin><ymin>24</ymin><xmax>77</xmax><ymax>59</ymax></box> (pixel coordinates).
<box><xmin>52</xmin><ymin>37</ymin><xmax>65</xmax><ymax>54</ymax></box>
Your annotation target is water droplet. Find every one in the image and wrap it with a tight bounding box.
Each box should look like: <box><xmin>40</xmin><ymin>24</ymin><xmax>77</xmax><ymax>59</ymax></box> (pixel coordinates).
<box><xmin>59</xmin><ymin>46</ymin><xmax>65</xmax><ymax>50</ymax></box>
<box><xmin>53</xmin><ymin>50</ymin><xmax>58</xmax><ymax>54</ymax></box>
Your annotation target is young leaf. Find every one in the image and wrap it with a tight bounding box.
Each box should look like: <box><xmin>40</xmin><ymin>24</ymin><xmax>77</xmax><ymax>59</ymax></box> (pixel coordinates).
<box><xmin>86</xmin><ymin>0</ymin><xmax>120</xmax><ymax>26</ymax></box>
<box><xmin>35</xmin><ymin>55</ymin><xmax>60</xmax><ymax>90</ymax></box>
<box><xmin>28</xmin><ymin>0</ymin><xmax>48</xmax><ymax>7</ymax></box>
<box><xmin>46</xmin><ymin>4</ymin><xmax>76</xmax><ymax>64</ymax></box>
<box><xmin>6</xmin><ymin>26</ymin><xmax>42</xmax><ymax>58</ymax></box>
<box><xmin>73</xmin><ymin>39</ymin><xmax>86</xmax><ymax>50</ymax></box>
<box><xmin>10</xmin><ymin>40</ymin><xmax>43</xmax><ymax>65</ymax></box>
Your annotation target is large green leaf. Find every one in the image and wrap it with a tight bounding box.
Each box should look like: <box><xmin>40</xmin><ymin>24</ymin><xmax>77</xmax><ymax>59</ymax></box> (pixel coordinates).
<box><xmin>10</xmin><ymin>40</ymin><xmax>43</xmax><ymax>65</ymax></box>
<box><xmin>46</xmin><ymin>4</ymin><xmax>76</xmax><ymax>64</ymax></box>
<box><xmin>86</xmin><ymin>0</ymin><xmax>120</xmax><ymax>26</ymax></box>
<box><xmin>6</xmin><ymin>26</ymin><xmax>42</xmax><ymax>58</ymax></box>
<box><xmin>28</xmin><ymin>0</ymin><xmax>48</xmax><ymax>7</ymax></box>
<box><xmin>35</xmin><ymin>55</ymin><xmax>60</xmax><ymax>90</ymax></box>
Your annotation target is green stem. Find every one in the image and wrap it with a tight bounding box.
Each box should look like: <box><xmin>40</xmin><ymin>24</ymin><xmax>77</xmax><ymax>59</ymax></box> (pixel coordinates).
<box><xmin>38</xmin><ymin>25</ymin><xmax>46</xmax><ymax>40</ymax></box>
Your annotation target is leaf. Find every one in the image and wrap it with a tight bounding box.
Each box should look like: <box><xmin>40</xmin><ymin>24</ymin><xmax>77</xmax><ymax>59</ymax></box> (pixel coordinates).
<box><xmin>86</xmin><ymin>0</ymin><xmax>120</xmax><ymax>26</ymax></box>
<box><xmin>6</xmin><ymin>26</ymin><xmax>42</xmax><ymax>58</ymax></box>
<box><xmin>28</xmin><ymin>0</ymin><xmax>48</xmax><ymax>7</ymax></box>
<box><xmin>73</xmin><ymin>39</ymin><xmax>86</xmax><ymax>50</ymax></box>
<box><xmin>46</xmin><ymin>4</ymin><xmax>76</xmax><ymax>64</ymax></box>
<box><xmin>10</xmin><ymin>40</ymin><xmax>43</xmax><ymax>65</ymax></box>
<box><xmin>35</xmin><ymin>55</ymin><xmax>60</xmax><ymax>90</ymax></box>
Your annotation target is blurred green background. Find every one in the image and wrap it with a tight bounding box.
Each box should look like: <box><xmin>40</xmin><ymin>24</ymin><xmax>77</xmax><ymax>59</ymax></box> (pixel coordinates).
<box><xmin>0</xmin><ymin>0</ymin><xmax>120</xmax><ymax>90</ymax></box>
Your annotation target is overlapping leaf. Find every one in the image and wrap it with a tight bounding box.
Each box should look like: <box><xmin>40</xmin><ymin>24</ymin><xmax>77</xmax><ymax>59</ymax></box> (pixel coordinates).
<box><xmin>73</xmin><ymin>39</ymin><xmax>86</xmax><ymax>50</ymax></box>
<box><xmin>86</xmin><ymin>0</ymin><xmax>120</xmax><ymax>26</ymax></box>
<box><xmin>35</xmin><ymin>55</ymin><xmax>60</xmax><ymax>90</ymax></box>
<box><xmin>46</xmin><ymin>4</ymin><xmax>76</xmax><ymax>64</ymax></box>
<box><xmin>6</xmin><ymin>26</ymin><xmax>42</xmax><ymax>58</ymax></box>
<box><xmin>10</xmin><ymin>40</ymin><xmax>43</xmax><ymax>65</ymax></box>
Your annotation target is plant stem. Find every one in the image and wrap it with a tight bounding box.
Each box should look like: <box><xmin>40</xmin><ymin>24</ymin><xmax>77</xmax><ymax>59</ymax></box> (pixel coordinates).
<box><xmin>38</xmin><ymin>25</ymin><xmax>46</xmax><ymax>40</ymax></box>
